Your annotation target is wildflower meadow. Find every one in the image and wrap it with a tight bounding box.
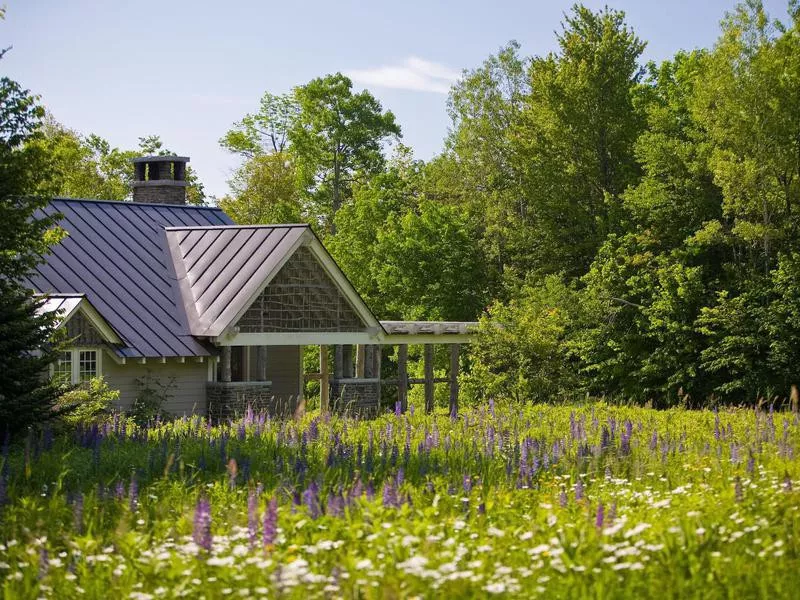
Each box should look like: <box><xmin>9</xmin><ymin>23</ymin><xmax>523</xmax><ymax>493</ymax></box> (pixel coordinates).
<box><xmin>1</xmin><ymin>402</ymin><xmax>798</xmax><ymax>599</ymax></box>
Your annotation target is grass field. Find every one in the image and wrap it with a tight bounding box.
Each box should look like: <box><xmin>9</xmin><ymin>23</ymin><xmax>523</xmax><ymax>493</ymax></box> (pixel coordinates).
<box><xmin>0</xmin><ymin>402</ymin><xmax>798</xmax><ymax>598</ymax></box>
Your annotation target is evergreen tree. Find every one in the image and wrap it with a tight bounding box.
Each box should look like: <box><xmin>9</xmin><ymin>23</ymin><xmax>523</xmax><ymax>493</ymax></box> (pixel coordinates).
<box><xmin>0</xmin><ymin>65</ymin><xmax>66</xmax><ymax>434</ymax></box>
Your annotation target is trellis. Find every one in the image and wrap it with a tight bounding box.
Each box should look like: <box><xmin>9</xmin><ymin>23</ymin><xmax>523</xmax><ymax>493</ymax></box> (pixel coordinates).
<box><xmin>236</xmin><ymin>247</ymin><xmax>365</xmax><ymax>333</ymax></box>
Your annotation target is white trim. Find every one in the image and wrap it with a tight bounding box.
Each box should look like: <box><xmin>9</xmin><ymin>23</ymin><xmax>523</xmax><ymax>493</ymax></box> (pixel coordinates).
<box><xmin>212</xmin><ymin>229</ymin><xmax>311</xmax><ymax>337</ymax></box>
<box><xmin>217</xmin><ymin>331</ymin><xmax>382</xmax><ymax>346</ymax></box>
<box><xmin>68</xmin><ymin>303</ymin><xmax>123</xmax><ymax>345</ymax></box>
<box><xmin>50</xmin><ymin>347</ymin><xmax>103</xmax><ymax>384</ymax></box>
<box><xmin>381</xmin><ymin>333</ymin><xmax>476</xmax><ymax>345</ymax></box>
<box><xmin>305</xmin><ymin>237</ymin><xmax>383</xmax><ymax>330</ymax></box>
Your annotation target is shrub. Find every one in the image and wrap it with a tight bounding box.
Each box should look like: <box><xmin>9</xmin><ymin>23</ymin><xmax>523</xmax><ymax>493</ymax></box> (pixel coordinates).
<box><xmin>56</xmin><ymin>376</ymin><xmax>119</xmax><ymax>426</ymax></box>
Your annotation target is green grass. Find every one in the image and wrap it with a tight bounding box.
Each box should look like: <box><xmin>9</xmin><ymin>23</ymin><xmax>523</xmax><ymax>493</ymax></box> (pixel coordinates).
<box><xmin>0</xmin><ymin>402</ymin><xmax>798</xmax><ymax>598</ymax></box>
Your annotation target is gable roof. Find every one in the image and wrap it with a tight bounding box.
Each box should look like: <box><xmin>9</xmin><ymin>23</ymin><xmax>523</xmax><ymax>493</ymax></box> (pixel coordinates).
<box><xmin>26</xmin><ymin>198</ymin><xmax>233</xmax><ymax>357</ymax></box>
<box><xmin>165</xmin><ymin>224</ymin><xmax>382</xmax><ymax>338</ymax></box>
<box><xmin>37</xmin><ymin>293</ymin><xmax>123</xmax><ymax>344</ymax></box>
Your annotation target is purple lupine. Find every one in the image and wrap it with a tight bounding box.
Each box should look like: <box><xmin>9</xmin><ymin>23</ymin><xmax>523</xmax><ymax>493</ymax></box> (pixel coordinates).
<box><xmin>731</xmin><ymin>443</ymin><xmax>740</xmax><ymax>464</ymax></box>
<box><xmin>303</xmin><ymin>481</ymin><xmax>321</xmax><ymax>519</ymax></box>
<box><xmin>559</xmin><ymin>488</ymin><xmax>568</xmax><ymax>508</ymax></box>
<box><xmin>746</xmin><ymin>453</ymin><xmax>755</xmax><ymax>474</ymax></box>
<box><xmin>263</xmin><ymin>497</ymin><xmax>277</xmax><ymax>549</ymax></box>
<box><xmin>650</xmin><ymin>430</ymin><xmax>658</xmax><ymax>452</ymax></box>
<box><xmin>193</xmin><ymin>496</ymin><xmax>212</xmax><ymax>551</ymax></box>
<box><xmin>734</xmin><ymin>477</ymin><xmax>743</xmax><ymax>503</ymax></box>
<box><xmin>114</xmin><ymin>480</ymin><xmax>125</xmax><ymax>500</ymax></box>
<box><xmin>395</xmin><ymin>401</ymin><xmax>402</xmax><ymax>417</ymax></box>
<box><xmin>326</xmin><ymin>491</ymin><xmax>344</xmax><ymax>517</ymax></box>
<box><xmin>713</xmin><ymin>409</ymin><xmax>721</xmax><ymax>441</ymax></box>
<box><xmin>39</xmin><ymin>547</ymin><xmax>49</xmax><ymax>579</ymax></box>
<box><xmin>575</xmin><ymin>479</ymin><xmax>584</xmax><ymax>501</ymax></box>
<box><xmin>595</xmin><ymin>502</ymin><xmax>605</xmax><ymax>529</ymax></box>
<box><xmin>247</xmin><ymin>491</ymin><xmax>259</xmax><ymax>548</ymax></box>
<box><xmin>608</xmin><ymin>502</ymin><xmax>617</xmax><ymax>524</ymax></box>
<box><xmin>463</xmin><ymin>474</ymin><xmax>472</xmax><ymax>495</ymax></box>
<box><xmin>382</xmin><ymin>480</ymin><xmax>399</xmax><ymax>508</ymax></box>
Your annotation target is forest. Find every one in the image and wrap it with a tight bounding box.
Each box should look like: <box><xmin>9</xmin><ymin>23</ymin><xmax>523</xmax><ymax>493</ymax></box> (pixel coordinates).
<box><xmin>21</xmin><ymin>1</ymin><xmax>800</xmax><ymax>406</ymax></box>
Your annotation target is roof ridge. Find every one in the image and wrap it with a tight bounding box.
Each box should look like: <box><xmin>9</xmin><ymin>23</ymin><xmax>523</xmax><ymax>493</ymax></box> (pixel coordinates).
<box><xmin>165</xmin><ymin>224</ymin><xmax>311</xmax><ymax>231</ymax></box>
<box><xmin>51</xmin><ymin>197</ymin><xmax>225</xmax><ymax>211</ymax></box>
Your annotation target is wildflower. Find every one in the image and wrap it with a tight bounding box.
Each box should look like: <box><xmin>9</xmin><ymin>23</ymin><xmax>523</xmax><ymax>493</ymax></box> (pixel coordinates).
<box><xmin>303</xmin><ymin>481</ymin><xmax>321</xmax><ymax>519</ymax></box>
<box><xmin>192</xmin><ymin>496</ymin><xmax>212</xmax><ymax>552</ymax></box>
<box><xmin>595</xmin><ymin>502</ymin><xmax>604</xmax><ymax>529</ymax></box>
<box><xmin>575</xmin><ymin>479</ymin><xmax>584</xmax><ymax>501</ymax></box>
<box><xmin>734</xmin><ymin>477</ymin><xmax>743</xmax><ymax>503</ymax></box>
<box><xmin>382</xmin><ymin>480</ymin><xmax>399</xmax><ymax>509</ymax></box>
<box><xmin>263</xmin><ymin>497</ymin><xmax>277</xmax><ymax>549</ymax></box>
<box><xmin>559</xmin><ymin>488</ymin><xmax>568</xmax><ymax>508</ymax></box>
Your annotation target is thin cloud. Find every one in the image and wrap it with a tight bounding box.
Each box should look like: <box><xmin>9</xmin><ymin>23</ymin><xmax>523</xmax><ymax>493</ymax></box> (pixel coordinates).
<box><xmin>346</xmin><ymin>57</ymin><xmax>460</xmax><ymax>94</ymax></box>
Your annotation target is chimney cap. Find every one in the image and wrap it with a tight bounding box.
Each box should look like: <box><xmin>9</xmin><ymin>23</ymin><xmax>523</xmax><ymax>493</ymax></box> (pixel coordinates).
<box><xmin>131</xmin><ymin>155</ymin><xmax>190</xmax><ymax>164</ymax></box>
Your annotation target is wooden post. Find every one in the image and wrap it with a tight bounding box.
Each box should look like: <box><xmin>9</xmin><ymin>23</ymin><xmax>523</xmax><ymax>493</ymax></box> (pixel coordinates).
<box><xmin>374</xmin><ymin>345</ymin><xmax>382</xmax><ymax>410</ymax></box>
<box><xmin>256</xmin><ymin>346</ymin><xmax>267</xmax><ymax>381</ymax></box>
<box><xmin>398</xmin><ymin>344</ymin><xmax>408</xmax><ymax>412</ymax></box>
<box><xmin>342</xmin><ymin>345</ymin><xmax>353</xmax><ymax>378</ymax></box>
<box><xmin>320</xmin><ymin>345</ymin><xmax>329</xmax><ymax>413</ymax></box>
<box><xmin>221</xmin><ymin>346</ymin><xmax>232</xmax><ymax>383</ymax></box>
<box><xmin>424</xmin><ymin>344</ymin><xmax>434</xmax><ymax>414</ymax></box>
<box><xmin>449</xmin><ymin>344</ymin><xmax>460</xmax><ymax>417</ymax></box>
<box><xmin>356</xmin><ymin>344</ymin><xmax>366</xmax><ymax>378</ymax></box>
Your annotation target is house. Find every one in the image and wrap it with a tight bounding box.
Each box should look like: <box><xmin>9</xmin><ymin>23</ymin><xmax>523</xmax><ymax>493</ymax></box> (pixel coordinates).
<box><xmin>29</xmin><ymin>156</ymin><xmax>476</xmax><ymax>417</ymax></box>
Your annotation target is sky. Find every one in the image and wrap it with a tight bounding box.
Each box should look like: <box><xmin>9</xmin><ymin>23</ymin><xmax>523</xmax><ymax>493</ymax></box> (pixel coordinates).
<box><xmin>1</xmin><ymin>0</ymin><xmax>793</xmax><ymax>199</ymax></box>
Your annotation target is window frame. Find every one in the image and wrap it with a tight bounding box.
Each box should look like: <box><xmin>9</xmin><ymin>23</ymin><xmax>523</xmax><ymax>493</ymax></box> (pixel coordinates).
<box><xmin>50</xmin><ymin>347</ymin><xmax>103</xmax><ymax>384</ymax></box>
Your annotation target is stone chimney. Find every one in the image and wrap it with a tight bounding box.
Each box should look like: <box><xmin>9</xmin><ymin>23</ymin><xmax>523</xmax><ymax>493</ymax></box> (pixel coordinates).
<box><xmin>131</xmin><ymin>156</ymin><xmax>189</xmax><ymax>205</ymax></box>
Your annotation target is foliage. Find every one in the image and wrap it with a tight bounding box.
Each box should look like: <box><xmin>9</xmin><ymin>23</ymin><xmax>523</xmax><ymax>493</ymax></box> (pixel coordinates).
<box><xmin>465</xmin><ymin>276</ymin><xmax>584</xmax><ymax>403</ymax></box>
<box><xmin>129</xmin><ymin>373</ymin><xmax>175</xmax><ymax>426</ymax></box>
<box><xmin>55</xmin><ymin>376</ymin><xmax>119</xmax><ymax>426</ymax></box>
<box><xmin>0</xmin><ymin>403</ymin><xmax>798</xmax><ymax>598</ymax></box>
<box><xmin>218</xmin><ymin>152</ymin><xmax>302</xmax><ymax>224</ymax></box>
<box><xmin>0</xmin><ymin>66</ymin><xmax>66</xmax><ymax>434</ymax></box>
<box><xmin>25</xmin><ymin>120</ymin><xmax>206</xmax><ymax>204</ymax></box>
<box><xmin>289</xmin><ymin>73</ymin><xmax>401</xmax><ymax>234</ymax></box>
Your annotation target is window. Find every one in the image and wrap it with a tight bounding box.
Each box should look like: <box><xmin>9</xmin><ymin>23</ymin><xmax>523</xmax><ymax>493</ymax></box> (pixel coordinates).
<box><xmin>78</xmin><ymin>350</ymin><xmax>97</xmax><ymax>382</ymax></box>
<box><xmin>53</xmin><ymin>351</ymin><xmax>72</xmax><ymax>385</ymax></box>
<box><xmin>51</xmin><ymin>348</ymin><xmax>101</xmax><ymax>385</ymax></box>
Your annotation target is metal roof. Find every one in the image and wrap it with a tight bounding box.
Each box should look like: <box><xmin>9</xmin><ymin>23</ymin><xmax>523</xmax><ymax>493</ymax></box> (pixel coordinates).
<box><xmin>165</xmin><ymin>224</ymin><xmax>309</xmax><ymax>337</ymax></box>
<box><xmin>26</xmin><ymin>198</ymin><xmax>233</xmax><ymax>357</ymax></box>
<box><xmin>37</xmin><ymin>294</ymin><xmax>85</xmax><ymax>324</ymax></box>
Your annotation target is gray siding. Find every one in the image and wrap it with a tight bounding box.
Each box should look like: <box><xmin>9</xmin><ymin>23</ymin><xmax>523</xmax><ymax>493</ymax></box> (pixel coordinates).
<box><xmin>102</xmin><ymin>359</ymin><xmax>208</xmax><ymax>416</ymax></box>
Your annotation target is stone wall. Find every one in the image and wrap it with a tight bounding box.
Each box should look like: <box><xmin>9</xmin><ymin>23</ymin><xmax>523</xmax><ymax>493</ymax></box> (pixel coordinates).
<box><xmin>205</xmin><ymin>382</ymin><xmax>304</xmax><ymax>420</ymax></box>
<box><xmin>331</xmin><ymin>378</ymin><xmax>381</xmax><ymax>416</ymax></box>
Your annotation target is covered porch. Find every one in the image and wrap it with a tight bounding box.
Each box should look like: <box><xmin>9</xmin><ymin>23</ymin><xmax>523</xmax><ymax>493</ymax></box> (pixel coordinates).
<box><xmin>209</xmin><ymin>321</ymin><xmax>476</xmax><ymax>419</ymax></box>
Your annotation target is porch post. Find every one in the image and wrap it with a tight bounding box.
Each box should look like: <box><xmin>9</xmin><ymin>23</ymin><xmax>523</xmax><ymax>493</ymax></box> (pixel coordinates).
<box><xmin>256</xmin><ymin>346</ymin><xmax>267</xmax><ymax>381</ymax></box>
<box><xmin>449</xmin><ymin>343</ymin><xmax>461</xmax><ymax>417</ymax></box>
<box><xmin>320</xmin><ymin>345</ymin><xmax>329</xmax><ymax>413</ymax></box>
<box><xmin>333</xmin><ymin>345</ymin><xmax>343</xmax><ymax>402</ymax></box>
<box><xmin>356</xmin><ymin>344</ymin><xmax>366</xmax><ymax>377</ymax></box>
<box><xmin>424</xmin><ymin>344</ymin><xmax>434</xmax><ymax>413</ymax></box>
<box><xmin>397</xmin><ymin>344</ymin><xmax>408</xmax><ymax>413</ymax></box>
<box><xmin>221</xmin><ymin>346</ymin><xmax>232</xmax><ymax>383</ymax></box>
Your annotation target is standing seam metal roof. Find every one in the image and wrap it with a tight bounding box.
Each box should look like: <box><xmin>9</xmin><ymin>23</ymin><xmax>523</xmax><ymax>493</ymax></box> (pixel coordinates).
<box><xmin>26</xmin><ymin>198</ymin><xmax>233</xmax><ymax>357</ymax></box>
<box><xmin>165</xmin><ymin>225</ymin><xmax>309</xmax><ymax>337</ymax></box>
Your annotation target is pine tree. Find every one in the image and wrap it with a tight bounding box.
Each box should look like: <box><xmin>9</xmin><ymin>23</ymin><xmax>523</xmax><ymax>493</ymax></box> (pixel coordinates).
<box><xmin>0</xmin><ymin>57</ymin><xmax>66</xmax><ymax>434</ymax></box>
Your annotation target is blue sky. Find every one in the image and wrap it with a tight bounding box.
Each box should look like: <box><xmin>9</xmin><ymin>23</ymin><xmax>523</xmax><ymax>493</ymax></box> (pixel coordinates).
<box><xmin>2</xmin><ymin>0</ymin><xmax>792</xmax><ymax>199</ymax></box>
